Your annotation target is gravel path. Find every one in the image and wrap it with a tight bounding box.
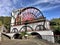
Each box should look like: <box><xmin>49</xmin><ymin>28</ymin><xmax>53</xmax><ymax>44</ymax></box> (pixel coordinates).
<box><xmin>0</xmin><ymin>39</ymin><xmax>60</xmax><ymax>45</ymax></box>
<box><xmin>0</xmin><ymin>39</ymin><xmax>38</xmax><ymax>45</ymax></box>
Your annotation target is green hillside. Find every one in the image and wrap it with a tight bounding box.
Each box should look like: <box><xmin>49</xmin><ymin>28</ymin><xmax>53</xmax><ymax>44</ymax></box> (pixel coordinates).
<box><xmin>0</xmin><ymin>16</ymin><xmax>11</xmax><ymax>32</ymax></box>
<box><xmin>0</xmin><ymin>21</ymin><xmax>2</xmax><ymax>26</ymax></box>
<box><xmin>50</xmin><ymin>18</ymin><xmax>60</xmax><ymax>35</ymax></box>
<box><xmin>50</xmin><ymin>18</ymin><xmax>60</xmax><ymax>30</ymax></box>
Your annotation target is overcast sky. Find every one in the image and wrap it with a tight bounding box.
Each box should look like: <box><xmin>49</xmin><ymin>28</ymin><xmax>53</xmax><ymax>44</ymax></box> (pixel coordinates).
<box><xmin>0</xmin><ymin>0</ymin><xmax>60</xmax><ymax>20</ymax></box>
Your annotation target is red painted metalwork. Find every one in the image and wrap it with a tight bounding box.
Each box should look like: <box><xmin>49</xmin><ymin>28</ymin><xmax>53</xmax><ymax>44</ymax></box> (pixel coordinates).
<box><xmin>14</xmin><ymin>7</ymin><xmax>45</xmax><ymax>25</ymax></box>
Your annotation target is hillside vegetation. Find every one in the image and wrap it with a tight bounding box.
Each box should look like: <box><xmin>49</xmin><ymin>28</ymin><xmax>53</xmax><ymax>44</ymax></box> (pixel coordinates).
<box><xmin>0</xmin><ymin>16</ymin><xmax>11</xmax><ymax>32</ymax></box>
<box><xmin>50</xmin><ymin>18</ymin><xmax>60</xmax><ymax>35</ymax></box>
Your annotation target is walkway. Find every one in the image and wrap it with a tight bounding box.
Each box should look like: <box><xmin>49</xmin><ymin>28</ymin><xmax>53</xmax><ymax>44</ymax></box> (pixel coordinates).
<box><xmin>0</xmin><ymin>39</ymin><xmax>60</xmax><ymax>45</ymax></box>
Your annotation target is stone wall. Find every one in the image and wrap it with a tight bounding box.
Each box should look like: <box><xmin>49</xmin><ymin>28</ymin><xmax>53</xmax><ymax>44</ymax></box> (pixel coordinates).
<box><xmin>10</xmin><ymin>21</ymin><xmax>50</xmax><ymax>32</ymax></box>
<box><xmin>27</xmin><ymin>30</ymin><xmax>55</xmax><ymax>43</ymax></box>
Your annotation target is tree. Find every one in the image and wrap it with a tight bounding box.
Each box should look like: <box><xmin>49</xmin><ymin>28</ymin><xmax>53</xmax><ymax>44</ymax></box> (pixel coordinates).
<box><xmin>4</xmin><ymin>17</ymin><xmax>11</xmax><ymax>29</ymax></box>
<box><xmin>0</xmin><ymin>16</ymin><xmax>11</xmax><ymax>32</ymax></box>
<box><xmin>50</xmin><ymin>18</ymin><xmax>60</xmax><ymax>35</ymax></box>
<box><xmin>0</xmin><ymin>21</ymin><xmax>2</xmax><ymax>26</ymax></box>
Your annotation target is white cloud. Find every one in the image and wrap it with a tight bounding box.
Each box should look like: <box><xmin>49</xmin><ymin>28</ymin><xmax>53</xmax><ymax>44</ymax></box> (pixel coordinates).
<box><xmin>26</xmin><ymin>0</ymin><xmax>49</xmax><ymax>7</ymax></box>
<box><xmin>49</xmin><ymin>0</ymin><xmax>60</xmax><ymax>3</ymax></box>
<box><xmin>0</xmin><ymin>0</ymin><xmax>15</xmax><ymax>16</ymax></box>
<box><xmin>0</xmin><ymin>0</ymin><xmax>60</xmax><ymax>16</ymax></box>
<box><xmin>32</xmin><ymin>0</ymin><xmax>60</xmax><ymax>5</ymax></box>
<box><xmin>41</xmin><ymin>5</ymin><xmax>60</xmax><ymax>11</ymax></box>
<box><xmin>27</xmin><ymin>0</ymin><xmax>60</xmax><ymax>11</ymax></box>
<box><xmin>24</xmin><ymin>0</ymin><xmax>60</xmax><ymax>11</ymax></box>
<box><xmin>41</xmin><ymin>0</ymin><xmax>60</xmax><ymax>11</ymax></box>
<box><xmin>12</xmin><ymin>0</ymin><xmax>19</xmax><ymax>4</ymax></box>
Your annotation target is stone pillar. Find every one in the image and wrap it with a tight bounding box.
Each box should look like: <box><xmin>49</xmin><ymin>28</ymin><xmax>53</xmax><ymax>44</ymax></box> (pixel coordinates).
<box><xmin>0</xmin><ymin>33</ymin><xmax>1</xmax><ymax>41</ymax></box>
<box><xmin>0</xmin><ymin>26</ymin><xmax>2</xmax><ymax>41</ymax></box>
<box><xmin>10</xmin><ymin>36</ymin><xmax>14</xmax><ymax>40</ymax></box>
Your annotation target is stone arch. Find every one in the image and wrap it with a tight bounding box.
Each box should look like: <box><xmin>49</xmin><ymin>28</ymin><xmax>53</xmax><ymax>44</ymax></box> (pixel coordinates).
<box><xmin>13</xmin><ymin>33</ymin><xmax>22</xmax><ymax>39</ymax></box>
<box><xmin>35</xmin><ymin>25</ymin><xmax>46</xmax><ymax>31</ymax></box>
<box><xmin>12</xmin><ymin>28</ymin><xmax>18</xmax><ymax>33</ymax></box>
<box><xmin>31</xmin><ymin>32</ymin><xmax>42</xmax><ymax>39</ymax></box>
<box><xmin>19</xmin><ymin>25</ymin><xmax>33</xmax><ymax>32</ymax></box>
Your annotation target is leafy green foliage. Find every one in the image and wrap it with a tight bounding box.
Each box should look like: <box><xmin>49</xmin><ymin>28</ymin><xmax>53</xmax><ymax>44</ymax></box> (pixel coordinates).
<box><xmin>0</xmin><ymin>21</ymin><xmax>2</xmax><ymax>26</ymax></box>
<box><xmin>3</xmin><ymin>17</ymin><xmax>11</xmax><ymax>30</ymax></box>
<box><xmin>21</xmin><ymin>31</ymin><xmax>27</xmax><ymax>36</ymax></box>
<box><xmin>50</xmin><ymin>18</ymin><xmax>60</xmax><ymax>35</ymax></box>
<box><xmin>0</xmin><ymin>16</ymin><xmax>11</xmax><ymax>32</ymax></box>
